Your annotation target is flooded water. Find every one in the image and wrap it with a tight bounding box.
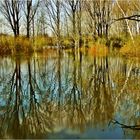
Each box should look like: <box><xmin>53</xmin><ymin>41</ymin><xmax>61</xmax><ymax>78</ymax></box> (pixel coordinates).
<box><xmin>0</xmin><ymin>50</ymin><xmax>140</xmax><ymax>139</ymax></box>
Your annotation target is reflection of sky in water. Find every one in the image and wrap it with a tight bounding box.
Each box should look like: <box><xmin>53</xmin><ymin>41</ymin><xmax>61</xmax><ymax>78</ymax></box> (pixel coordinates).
<box><xmin>0</xmin><ymin>98</ymin><xmax>6</xmax><ymax>106</ymax></box>
<box><xmin>0</xmin><ymin>53</ymin><xmax>140</xmax><ymax>138</ymax></box>
<box><xmin>81</xmin><ymin>127</ymin><xmax>124</xmax><ymax>139</ymax></box>
<box><xmin>0</xmin><ymin>85</ymin><xmax>2</xmax><ymax>92</ymax></box>
<box><xmin>115</xmin><ymin>94</ymin><xmax>140</xmax><ymax>125</ymax></box>
<box><xmin>48</xmin><ymin>126</ymin><xmax>131</xmax><ymax>139</ymax></box>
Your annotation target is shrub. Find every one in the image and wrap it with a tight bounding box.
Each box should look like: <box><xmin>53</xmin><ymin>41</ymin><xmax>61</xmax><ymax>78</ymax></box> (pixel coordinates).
<box><xmin>107</xmin><ymin>36</ymin><xmax>126</xmax><ymax>49</ymax></box>
<box><xmin>33</xmin><ymin>36</ymin><xmax>56</xmax><ymax>51</ymax></box>
<box><xmin>0</xmin><ymin>35</ymin><xmax>14</xmax><ymax>55</ymax></box>
<box><xmin>120</xmin><ymin>36</ymin><xmax>140</xmax><ymax>57</ymax></box>
<box><xmin>15</xmin><ymin>37</ymin><xmax>33</xmax><ymax>53</ymax></box>
<box><xmin>0</xmin><ymin>35</ymin><xmax>33</xmax><ymax>55</ymax></box>
<box><xmin>61</xmin><ymin>38</ymin><xmax>72</xmax><ymax>48</ymax></box>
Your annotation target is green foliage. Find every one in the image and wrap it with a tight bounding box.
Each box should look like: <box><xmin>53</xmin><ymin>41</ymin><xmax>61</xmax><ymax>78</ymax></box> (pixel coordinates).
<box><xmin>0</xmin><ymin>35</ymin><xmax>57</xmax><ymax>55</ymax></box>
<box><xmin>1</xmin><ymin>34</ymin><xmax>140</xmax><ymax>58</ymax></box>
<box><xmin>34</xmin><ymin>36</ymin><xmax>47</xmax><ymax>51</ymax></box>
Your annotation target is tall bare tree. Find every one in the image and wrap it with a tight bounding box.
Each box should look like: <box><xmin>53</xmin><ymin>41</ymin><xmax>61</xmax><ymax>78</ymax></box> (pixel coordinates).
<box><xmin>36</xmin><ymin>9</ymin><xmax>47</xmax><ymax>36</ymax></box>
<box><xmin>77</xmin><ymin>0</ymin><xmax>82</xmax><ymax>47</ymax></box>
<box><xmin>64</xmin><ymin>0</ymin><xmax>79</xmax><ymax>48</ymax></box>
<box><xmin>0</xmin><ymin>0</ymin><xmax>22</xmax><ymax>37</ymax></box>
<box><xmin>23</xmin><ymin>0</ymin><xmax>39</xmax><ymax>38</ymax></box>
<box><xmin>85</xmin><ymin>0</ymin><xmax>112</xmax><ymax>39</ymax></box>
<box><xmin>45</xmin><ymin>0</ymin><xmax>62</xmax><ymax>47</ymax></box>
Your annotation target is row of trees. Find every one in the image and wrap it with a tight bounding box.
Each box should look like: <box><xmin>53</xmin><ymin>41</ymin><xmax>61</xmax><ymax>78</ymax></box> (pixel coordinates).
<box><xmin>0</xmin><ymin>0</ymin><xmax>39</xmax><ymax>38</ymax></box>
<box><xmin>0</xmin><ymin>0</ymin><xmax>140</xmax><ymax>44</ymax></box>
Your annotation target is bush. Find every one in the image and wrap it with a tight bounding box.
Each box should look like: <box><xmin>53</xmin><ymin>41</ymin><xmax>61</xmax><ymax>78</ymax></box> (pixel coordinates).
<box><xmin>15</xmin><ymin>37</ymin><xmax>33</xmax><ymax>53</ymax></box>
<box><xmin>0</xmin><ymin>35</ymin><xmax>14</xmax><ymax>55</ymax></box>
<box><xmin>33</xmin><ymin>36</ymin><xmax>56</xmax><ymax>51</ymax></box>
<box><xmin>61</xmin><ymin>38</ymin><xmax>72</xmax><ymax>48</ymax></box>
<box><xmin>107</xmin><ymin>36</ymin><xmax>126</xmax><ymax>49</ymax></box>
<box><xmin>120</xmin><ymin>36</ymin><xmax>140</xmax><ymax>57</ymax></box>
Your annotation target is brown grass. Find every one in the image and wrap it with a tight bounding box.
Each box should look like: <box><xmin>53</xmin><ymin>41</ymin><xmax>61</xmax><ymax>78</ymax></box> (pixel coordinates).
<box><xmin>88</xmin><ymin>44</ymin><xmax>108</xmax><ymax>57</ymax></box>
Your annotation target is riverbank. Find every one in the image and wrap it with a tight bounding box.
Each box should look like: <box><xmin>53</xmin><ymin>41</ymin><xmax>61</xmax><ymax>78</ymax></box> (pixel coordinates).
<box><xmin>0</xmin><ymin>35</ymin><xmax>139</xmax><ymax>58</ymax></box>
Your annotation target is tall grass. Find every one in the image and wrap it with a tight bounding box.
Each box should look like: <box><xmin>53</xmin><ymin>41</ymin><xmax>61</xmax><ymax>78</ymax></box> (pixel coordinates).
<box><xmin>88</xmin><ymin>43</ymin><xmax>108</xmax><ymax>57</ymax></box>
<box><xmin>15</xmin><ymin>36</ymin><xmax>33</xmax><ymax>53</ymax></box>
<box><xmin>1</xmin><ymin>34</ymin><xmax>139</xmax><ymax>57</ymax></box>
<box><xmin>0</xmin><ymin>35</ymin><xmax>56</xmax><ymax>55</ymax></box>
<box><xmin>0</xmin><ymin>35</ymin><xmax>14</xmax><ymax>55</ymax></box>
<box><xmin>0</xmin><ymin>35</ymin><xmax>33</xmax><ymax>55</ymax></box>
<box><xmin>33</xmin><ymin>36</ymin><xmax>56</xmax><ymax>51</ymax></box>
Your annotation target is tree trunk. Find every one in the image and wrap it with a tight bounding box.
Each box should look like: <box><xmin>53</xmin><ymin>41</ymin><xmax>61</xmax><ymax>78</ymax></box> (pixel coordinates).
<box><xmin>27</xmin><ymin>21</ymin><xmax>30</xmax><ymax>38</ymax></box>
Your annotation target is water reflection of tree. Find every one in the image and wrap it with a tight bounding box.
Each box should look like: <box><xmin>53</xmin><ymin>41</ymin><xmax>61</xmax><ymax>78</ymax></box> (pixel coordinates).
<box><xmin>46</xmin><ymin>52</ymin><xmax>116</xmax><ymax>132</ymax></box>
<box><xmin>84</xmin><ymin>57</ymin><xmax>114</xmax><ymax>127</ymax></box>
<box><xmin>1</xmin><ymin>53</ymin><xmax>140</xmax><ymax>138</ymax></box>
<box><xmin>109</xmin><ymin>59</ymin><xmax>140</xmax><ymax>139</ymax></box>
<box><xmin>26</xmin><ymin>58</ymin><xmax>53</xmax><ymax>137</ymax></box>
<box><xmin>0</xmin><ymin>58</ymin><xmax>24</xmax><ymax>138</ymax></box>
<box><xmin>65</xmin><ymin>51</ymin><xmax>86</xmax><ymax>131</ymax></box>
<box><xmin>0</xmin><ymin>56</ymin><xmax>53</xmax><ymax>139</ymax></box>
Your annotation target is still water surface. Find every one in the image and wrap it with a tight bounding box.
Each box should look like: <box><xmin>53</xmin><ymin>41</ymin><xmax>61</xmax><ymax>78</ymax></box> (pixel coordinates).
<box><xmin>0</xmin><ymin>50</ymin><xmax>140</xmax><ymax>139</ymax></box>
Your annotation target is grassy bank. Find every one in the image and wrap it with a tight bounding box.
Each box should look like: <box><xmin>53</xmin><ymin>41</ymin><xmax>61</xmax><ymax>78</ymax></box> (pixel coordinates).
<box><xmin>0</xmin><ymin>35</ymin><xmax>53</xmax><ymax>55</ymax></box>
<box><xmin>0</xmin><ymin>34</ymin><xmax>139</xmax><ymax>57</ymax></box>
<box><xmin>0</xmin><ymin>35</ymin><xmax>33</xmax><ymax>55</ymax></box>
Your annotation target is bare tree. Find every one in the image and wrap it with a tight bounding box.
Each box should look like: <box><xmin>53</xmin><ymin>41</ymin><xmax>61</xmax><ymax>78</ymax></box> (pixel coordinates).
<box><xmin>85</xmin><ymin>0</ymin><xmax>112</xmax><ymax>39</ymax></box>
<box><xmin>0</xmin><ymin>0</ymin><xmax>22</xmax><ymax>37</ymax></box>
<box><xmin>23</xmin><ymin>0</ymin><xmax>39</xmax><ymax>38</ymax></box>
<box><xmin>45</xmin><ymin>0</ymin><xmax>62</xmax><ymax>47</ymax></box>
<box><xmin>64</xmin><ymin>0</ymin><xmax>79</xmax><ymax>48</ymax></box>
<box><xmin>36</xmin><ymin>9</ymin><xmax>47</xmax><ymax>36</ymax></box>
<box><xmin>77</xmin><ymin>0</ymin><xmax>82</xmax><ymax>47</ymax></box>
